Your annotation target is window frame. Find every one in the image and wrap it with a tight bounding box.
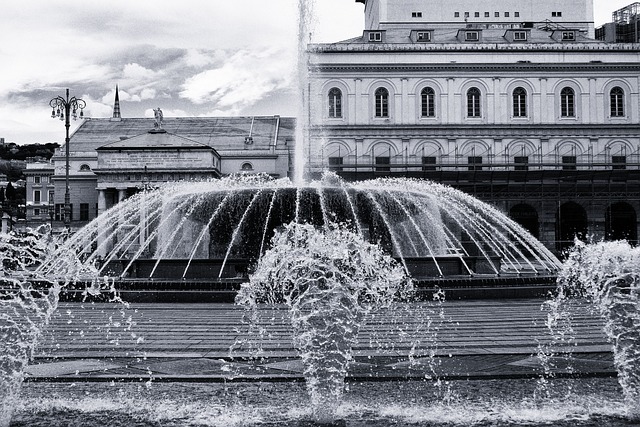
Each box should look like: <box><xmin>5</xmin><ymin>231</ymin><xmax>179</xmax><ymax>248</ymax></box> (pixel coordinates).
<box><xmin>328</xmin><ymin>156</ymin><xmax>344</xmax><ymax>171</ymax></box>
<box><xmin>80</xmin><ymin>203</ymin><xmax>90</xmax><ymax>221</ymax></box>
<box><xmin>467</xmin><ymin>156</ymin><xmax>483</xmax><ymax>171</ymax></box>
<box><xmin>512</xmin><ymin>87</ymin><xmax>527</xmax><ymax>118</ymax></box>
<box><xmin>466</xmin><ymin>87</ymin><xmax>482</xmax><ymax>118</ymax></box>
<box><xmin>416</xmin><ymin>31</ymin><xmax>431</xmax><ymax>42</ymax></box>
<box><xmin>375</xmin><ymin>156</ymin><xmax>391</xmax><ymax>172</ymax></box>
<box><xmin>610</xmin><ymin>86</ymin><xmax>625</xmax><ymax>117</ymax></box>
<box><xmin>465</xmin><ymin>31</ymin><xmax>479</xmax><ymax>41</ymax></box>
<box><xmin>513</xmin><ymin>31</ymin><xmax>527</xmax><ymax>41</ymax></box>
<box><xmin>560</xmin><ymin>87</ymin><xmax>575</xmax><ymax>118</ymax></box>
<box><xmin>328</xmin><ymin>87</ymin><xmax>343</xmax><ymax>118</ymax></box>
<box><xmin>420</xmin><ymin>87</ymin><xmax>436</xmax><ymax>118</ymax></box>
<box><xmin>368</xmin><ymin>32</ymin><xmax>382</xmax><ymax>42</ymax></box>
<box><xmin>374</xmin><ymin>87</ymin><xmax>390</xmax><ymax>118</ymax></box>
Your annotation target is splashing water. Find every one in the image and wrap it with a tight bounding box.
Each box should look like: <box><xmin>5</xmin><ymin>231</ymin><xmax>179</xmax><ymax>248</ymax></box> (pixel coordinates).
<box><xmin>34</xmin><ymin>173</ymin><xmax>560</xmax><ymax>282</ymax></box>
<box><xmin>236</xmin><ymin>222</ymin><xmax>412</xmax><ymax>422</ymax></box>
<box><xmin>558</xmin><ymin>240</ymin><xmax>640</xmax><ymax>416</ymax></box>
<box><xmin>0</xmin><ymin>228</ymin><xmax>60</xmax><ymax>427</ymax></box>
<box><xmin>0</xmin><ymin>227</ymin><xmax>123</xmax><ymax>427</ymax></box>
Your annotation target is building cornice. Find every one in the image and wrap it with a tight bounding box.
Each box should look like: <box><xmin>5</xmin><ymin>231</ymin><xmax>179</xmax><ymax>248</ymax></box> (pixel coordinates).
<box><xmin>309</xmin><ymin>42</ymin><xmax>640</xmax><ymax>54</ymax></box>
<box><xmin>311</xmin><ymin>63</ymin><xmax>640</xmax><ymax>73</ymax></box>
<box><xmin>311</xmin><ymin>123</ymin><xmax>640</xmax><ymax>138</ymax></box>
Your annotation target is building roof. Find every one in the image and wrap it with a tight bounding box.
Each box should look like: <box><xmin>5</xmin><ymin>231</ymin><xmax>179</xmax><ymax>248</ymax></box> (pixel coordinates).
<box><xmin>315</xmin><ymin>26</ymin><xmax>602</xmax><ymax>50</ymax></box>
<box><xmin>66</xmin><ymin>116</ymin><xmax>295</xmax><ymax>155</ymax></box>
<box><xmin>97</xmin><ymin>130</ymin><xmax>216</xmax><ymax>151</ymax></box>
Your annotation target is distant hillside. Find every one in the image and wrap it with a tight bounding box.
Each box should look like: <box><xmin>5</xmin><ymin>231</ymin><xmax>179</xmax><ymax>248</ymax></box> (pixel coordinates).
<box><xmin>0</xmin><ymin>142</ymin><xmax>60</xmax><ymax>181</ymax></box>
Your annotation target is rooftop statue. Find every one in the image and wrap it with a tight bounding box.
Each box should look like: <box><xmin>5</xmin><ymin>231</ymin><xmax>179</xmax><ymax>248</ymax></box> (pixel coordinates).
<box><xmin>153</xmin><ymin>107</ymin><xmax>163</xmax><ymax>128</ymax></box>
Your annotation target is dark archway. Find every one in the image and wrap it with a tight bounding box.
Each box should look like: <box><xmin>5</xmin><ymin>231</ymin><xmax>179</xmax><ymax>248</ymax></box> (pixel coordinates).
<box><xmin>556</xmin><ymin>202</ymin><xmax>587</xmax><ymax>253</ymax></box>
<box><xmin>606</xmin><ymin>202</ymin><xmax>637</xmax><ymax>244</ymax></box>
<box><xmin>509</xmin><ymin>203</ymin><xmax>539</xmax><ymax>238</ymax></box>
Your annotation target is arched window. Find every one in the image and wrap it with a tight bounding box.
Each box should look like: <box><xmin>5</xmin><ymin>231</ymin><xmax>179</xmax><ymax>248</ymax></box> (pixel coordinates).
<box><xmin>375</xmin><ymin>87</ymin><xmax>389</xmax><ymax>117</ymax></box>
<box><xmin>79</xmin><ymin>164</ymin><xmax>91</xmax><ymax>171</ymax></box>
<box><xmin>420</xmin><ymin>87</ymin><xmax>435</xmax><ymax>117</ymax></box>
<box><xmin>328</xmin><ymin>88</ymin><xmax>342</xmax><ymax>118</ymax></box>
<box><xmin>241</xmin><ymin>162</ymin><xmax>253</xmax><ymax>171</ymax></box>
<box><xmin>512</xmin><ymin>87</ymin><xmax>527</xmax><ymax>117</ymax></box>
<box><xmin>560</xmin><ymin>87</ymin><xmax>575</xmax><ymax>117</ymax></box>
<box><xmin>467</xmin><ymin>87</ymin><xmax>481</xmax><ymax>118</ymax></box>
<box><xmin>610</xmin><ymin>86</ymin><xmax>625</xmax><ymax>117</ymax></box>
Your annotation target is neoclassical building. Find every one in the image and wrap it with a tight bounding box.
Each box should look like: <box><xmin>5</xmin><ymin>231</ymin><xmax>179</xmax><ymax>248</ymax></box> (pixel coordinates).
<box><xmin>305</xmin><ymin>0</ymin><xmax>640</xmax><ymax>253</ymax></box>
<box><xmin>25</xmin><ymin>93</ymin><xmax>294</xmax><ymax>231</ymax></box>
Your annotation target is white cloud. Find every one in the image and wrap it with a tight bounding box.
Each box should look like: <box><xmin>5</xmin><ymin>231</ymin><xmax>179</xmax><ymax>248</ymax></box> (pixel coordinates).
<box><xmin>123</xmin><ymin>63</ymin><xmax>161</xmax><ymax>82</ymax></box>
<box><xmin>180</xmin><ymin>47</ymin><xmax>295</xmax><ymax>111</ymax></box>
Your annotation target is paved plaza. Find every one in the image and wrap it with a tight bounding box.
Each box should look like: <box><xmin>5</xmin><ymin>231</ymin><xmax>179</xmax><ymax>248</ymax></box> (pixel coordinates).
<box><xmin>26</xmin><ymin>298</ymin><xmax>614</xmax><ymax>382</ymax></box>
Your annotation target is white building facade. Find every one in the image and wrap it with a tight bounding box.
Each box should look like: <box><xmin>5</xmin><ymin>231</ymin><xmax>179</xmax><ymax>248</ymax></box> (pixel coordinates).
<box><xmin>306</xmin><ymin>0</ymin><xmax>640</xmax><ymax>253</ymax></box>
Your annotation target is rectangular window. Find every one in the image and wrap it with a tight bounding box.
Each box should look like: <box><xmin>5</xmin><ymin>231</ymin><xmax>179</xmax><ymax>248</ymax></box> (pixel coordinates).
<box><xmin>514</xmin><ymin>31</ymin><xmax>527</xmax><ymax>41</ymax></box>
<box><xmin>562</xmin><ymin>31</ymin><xmax>574</xmax><ymax>40</ymax></box>
<box><xmin>54</xmin><ymin>204</ymin><xmax>73</xmax><ymax>221</ymax></box>
<box><xmin>495</xmin><ymin>12</ymin><xmax>500</xmax><ymax>17</ymax></box>
<box><xmin>468</xmin><ymin>156</ymin><xmax>483</xmax><ymax>171</ymax></box>
<box><xmin>411</xmin><ymin>11</ymin><xmax>422</xmax><ymax>17</ymax></box>
<box><xmin>465</xmin><ymin>31</ymin><xmax>479</xmax><ymax>41</ymax></box>
<box><xmin>612</xmin><ymin>156</ymin><xmax>626</xmax><ymax>170</ymax></box>
<box><xmin>328</xmin><ymin>157</ymin><xmax>343</xmax><ymax>172</ymax></box>
<box><xmin>34</xmin><ymin>176</ymin><xmax>41</xmax><ymax>184</ymax></box>
<box><xmin>54</xmin><ymin>204</ymin><xmax>63</xmax><ymax>221</ymax></box>
<box><xmin>422</xmin><ymin>156</ymin><xmax>437</xmax><ymax>171</ymax></box>
<box><xmin>34</xmin><ymin>208</ymin><xmax>40</xmax><ymax>217</ymax></box>
<box><xmin>454</xmin><ymin>12</ymin><xmax>460</xmax><ymax>17</ymax></box>
<box><xmin>416</xmin><ymin>31</ymin><xmax>431</xmax><ymax>42</ymax></box>
<box><xmin>484</xmin><ymin>12</ymin><xmax>490</xmax><ymax>17</ymax></box>
<box><xmin>464</xmin><ymin>11</ymin><xmax>469</xmax><ymax>17</ymax></box>
<box><xmin>474</xmin><ymin>12</ymin><xmax>480</xmax><ymax>17</ymax></box>
<box><xmin>368</xmin><ymin>32</ymin><xmax>382</xmax><ymax>42</ymax></box>
<box><xmin>514</xmin><ymin>156</ymin><xmax>529</xmax><ymax>171</ymax></box>
<box><xmin>375</xmin><ymin>156</ymin><xmax>390</xmax><ymax>172</ymax></box>
<box><xmin>80</xmin><ymin>203</ymin><xmax>89</xmax><ymax>221</ymax></box>
<box><xmin>562</xmin><ymin>156</ymin><xmax>577</xmax><ymax>170</ymax></box>
<box><xmin>33</xmin><ymin>190</ymin><xmax>41</xmax><ymax>204</ymax></box>
<box><xmin>515</xmin><ymin>12</ymin><xmax>520</xmax><ymax>17</ymax></box>
<box><xmin>504</xmin><ymin>12</ymin><xmax>510</xmax><ymax>17</ymax></box>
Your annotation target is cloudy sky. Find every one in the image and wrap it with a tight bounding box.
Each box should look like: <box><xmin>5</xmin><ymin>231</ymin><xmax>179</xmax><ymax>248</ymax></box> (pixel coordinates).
<box><xmin>0</xmin><ymin>0</ymin><xmax>627</xmax><ymax>144</ymax></box>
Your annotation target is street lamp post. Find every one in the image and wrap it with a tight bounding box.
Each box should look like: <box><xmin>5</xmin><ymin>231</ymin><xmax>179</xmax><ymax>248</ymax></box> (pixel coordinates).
<box><xmin>49</xmin><ymin>89</ymin><xmax>85</xmax><ymax>230</ymax></box>
<box><xmin>48</xmin><ymin>192</ymin><xmax>54</xmax><ymax>233</ymax></box>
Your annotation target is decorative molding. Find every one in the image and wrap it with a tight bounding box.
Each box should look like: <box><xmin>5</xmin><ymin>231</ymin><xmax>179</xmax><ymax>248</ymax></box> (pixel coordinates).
<box><xmin>309</xmin><ymin>42</ymin><xmax>640</xmax><ymax>54</ymax></box>
<box><xmin>311</xmin><ymin>63</ymin><xmax>640</xmax><ymax>74</ymax></box>
<box><xmin>310</xmin><ymin>124</ymin><xmax>640</xmax><ymax>139</ymax></box>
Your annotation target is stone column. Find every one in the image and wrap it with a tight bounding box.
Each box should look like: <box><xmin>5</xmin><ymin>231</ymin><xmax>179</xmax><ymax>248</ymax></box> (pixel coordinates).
<box><xmin>97</xmin><ymin>189</ymin><xmax>107</xmax><ymax>215</ymax></box>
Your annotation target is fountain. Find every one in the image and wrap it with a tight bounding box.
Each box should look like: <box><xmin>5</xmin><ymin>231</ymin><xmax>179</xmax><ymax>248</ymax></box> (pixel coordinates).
<box><xmin>2</xmin><ymin>0</ymin><xmax>631</xmax><ymax>424</ymax></box>
<box><xmin>236</xmin><ymin>222</ymin><xmax>412</xmax><ymax>421</ymax></box>
<box><xmin>35</xmin><ymin>173</ymin><xmax>560</xmax><ymax>287</ymax></box>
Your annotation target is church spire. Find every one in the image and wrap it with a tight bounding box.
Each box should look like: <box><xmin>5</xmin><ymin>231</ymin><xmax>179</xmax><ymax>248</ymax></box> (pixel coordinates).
<box><xmin>112</xmin><ymin>85</ymin><xmax>121</xmax><ymax>119</ymax></box>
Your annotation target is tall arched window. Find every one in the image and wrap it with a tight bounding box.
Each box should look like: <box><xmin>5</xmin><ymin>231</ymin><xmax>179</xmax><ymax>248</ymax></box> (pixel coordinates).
<box><xmin>421</xmin><ymin>87</ymin><xmax>435</xmax><ymax>117</ymax></box>
<box><xmin>560</xmin><ymin>87</ymin><xmax>575</xmax><ymax>117</ymax></box>
<box><xmin>467</xmin><ymin>87</ymin><xmax>481</xmax><ymax>118</ymax></box>
<box><xmin>328</xmin><ymin>87</ymin><xmax>342</xmax><ymax>118</ymax></box>
<box><xmin>375</xmin><ymin>87</ymin><xmax>389</xmax><ymax>117</ymax></box>
<box><xmin>610</xmin><ymin>86</ymin><xmax>625</xmax><ymax>117</ymax></box>
<box><xmin>512</xmin><ymin>87</ymin><xmax>527</xmax><ymax>117</ymax></box>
